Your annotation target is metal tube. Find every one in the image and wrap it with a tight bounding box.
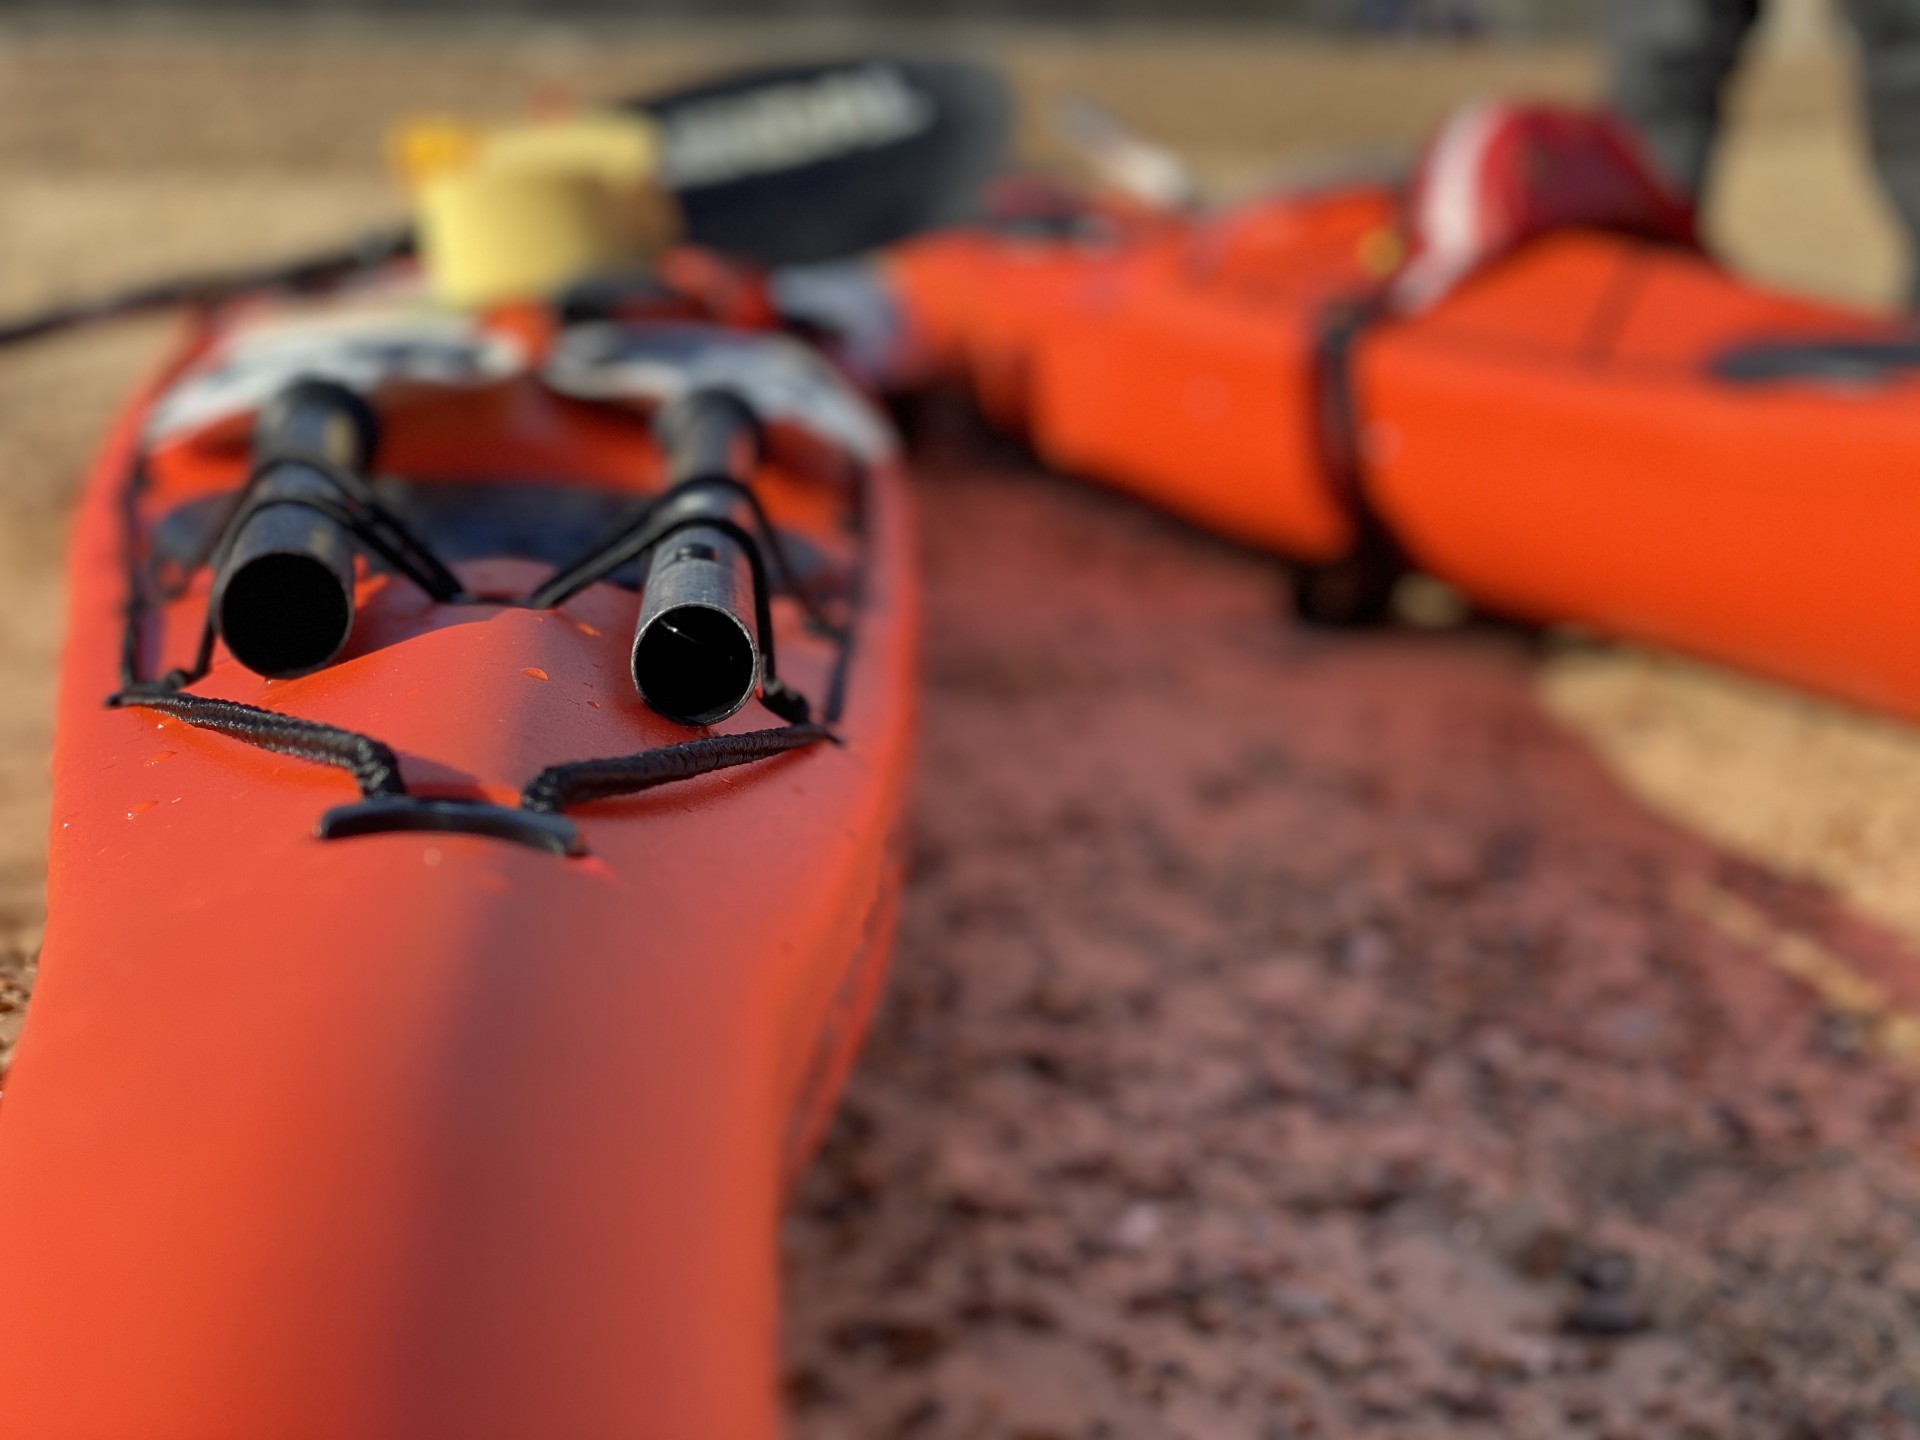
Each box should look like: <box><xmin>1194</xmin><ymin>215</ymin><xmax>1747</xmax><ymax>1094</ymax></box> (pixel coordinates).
<box><xmin>655</xmin><ymin>388</ymin><xmax>761</xmax><ymax>487</ymax></box>
<box><xmin>211</xmin><ymin>382</ymin><xmax>378</xmax><ymax>679</ymax></box>
<box><xmin>212</xmin><ymin>462</ymin><xmax>360</xmax><ymax>680</ymax></box>
<box><xmin>630</xmin><ymin>388</ymin><xmax>766</xmax><ymax>724</ymax></box>
<box><xmin>254</xmin><ymin>377</ymin><xmax>380</xmax><ymax>470</ymax></box>
<box><xmin>630</xmin><ymin>523</ymin><xmax>761</xmax><ymax>726</ymax></box>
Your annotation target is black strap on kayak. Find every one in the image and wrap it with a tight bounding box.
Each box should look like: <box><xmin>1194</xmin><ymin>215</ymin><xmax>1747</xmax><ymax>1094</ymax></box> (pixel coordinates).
<box><xmin>107</xmin><ymin>679</ymin><xmax>840</xmax><ymax>857</ymax></box>
<box><xmin>108</xmin><ymin>689</ymin><xmax>407</xmax><ymax>798</ymax></box>
<box><xmin>1312</xmin><ymin>297</ymin><xmax>1382</xmax><ymax>529</ymax></box>
<box><xmin>109</xmin><ymin>672</ymin><xmax>841</xmax><ymax>859</ymax></box>
<box><xmin>520</xmin><ymin>723</ymin><xmax>839</xmax><ymax>814</ymax></box>
<box><xmin>1297</xmin><ymin>295</ymin><xmax>1411</xmax><ymax>627</ymax></box>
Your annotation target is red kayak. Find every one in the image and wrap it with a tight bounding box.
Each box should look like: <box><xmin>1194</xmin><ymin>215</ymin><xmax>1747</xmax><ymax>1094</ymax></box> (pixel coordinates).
<box><xmin>890</xmin><ymin>103</ymin><xmax>1920</xmax><ymax>720</ymax></box>
<box><xmin>0</xmin><ymin>266</ymin><xmax>916</xmax><ymax>1437</ymax></box>
<box><xmin>0</xmin><ymin>50</ymin><xmax>1028</xmax><ymax>1434</ymax></box>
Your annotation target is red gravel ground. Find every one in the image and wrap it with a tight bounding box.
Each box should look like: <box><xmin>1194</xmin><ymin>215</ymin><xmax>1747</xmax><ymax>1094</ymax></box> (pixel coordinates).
<box><xmin>780</xmin><ymin>407</ymin><xmax>1920</xmax><ymax>1440</ymax></box>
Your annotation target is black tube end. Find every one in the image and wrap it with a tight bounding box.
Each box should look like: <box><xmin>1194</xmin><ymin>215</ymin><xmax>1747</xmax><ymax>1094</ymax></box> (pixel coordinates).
<box><xmin>218</xmin><ymin>552</ymin><xmax>354</xmax><ymax>678</ymax></box>
<box><xmin>632</xmin><ymin>603</ymin><xmax>758</xmax><ymax>726</ymax></box>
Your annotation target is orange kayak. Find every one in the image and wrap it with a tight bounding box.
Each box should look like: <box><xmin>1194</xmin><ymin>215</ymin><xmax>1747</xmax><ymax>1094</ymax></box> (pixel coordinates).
<box><xmin>0</xmin><ymin>269</ymin><xmax>915</xmax><ymax>1437</ymax></box>
<box><xmin>890</xmin><ymin>105</ymin><xmax>1920</xmax><ymax>720</ymax></box>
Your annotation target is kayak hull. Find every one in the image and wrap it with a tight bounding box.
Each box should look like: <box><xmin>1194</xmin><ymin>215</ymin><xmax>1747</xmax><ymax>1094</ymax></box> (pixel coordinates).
<box><xmin>1363</xmin><ymin>232</ymin><xmax>1920</xmax><ymax>716</ymax></box>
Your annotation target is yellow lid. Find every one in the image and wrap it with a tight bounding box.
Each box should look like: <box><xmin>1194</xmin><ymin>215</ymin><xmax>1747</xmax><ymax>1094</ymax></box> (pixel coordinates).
<box><xmin>393</xmin><ymin>110</ymin><xmax>680</xmax><ymax>308</ymax></box>
<box><xmin>416</xmin><ymin>168</ymin><xmax>624</xmax><ymax>309</ymax></box>
<box><xmin>480</xmin><ymin>112</ymin><xmax>659</xmax><ymax>187</ymax></box>
<box><xmin>390</xmin><ymin>116</ymin><xmax>484</xmax><ymax>188</ymax></box>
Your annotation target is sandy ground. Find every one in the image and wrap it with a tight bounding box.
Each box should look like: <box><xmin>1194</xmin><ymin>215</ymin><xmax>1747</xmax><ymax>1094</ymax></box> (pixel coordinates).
<box><xmin>5</xmin><ymin>19</ymin><xmax>1920</xmax><ymax>1437</ymax></box>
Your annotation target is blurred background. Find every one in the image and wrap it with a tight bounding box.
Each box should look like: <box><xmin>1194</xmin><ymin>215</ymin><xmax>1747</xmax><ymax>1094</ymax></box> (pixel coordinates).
<box><xmin>12</xmin><ymin>0</ymin><xmax>1596</xmax><ymax>26</ymax></box>
<box><xmin>6</xmin><ymin>2</ymin><xmax>1920</xmax><ymax>1435</ymax></box>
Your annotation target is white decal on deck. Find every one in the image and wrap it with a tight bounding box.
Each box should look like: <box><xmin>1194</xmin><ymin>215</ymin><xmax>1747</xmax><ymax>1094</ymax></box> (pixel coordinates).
<box><xmin>544</xmin><ymin>322</ymin><xmax>896</xmax><ymax>462</ymax></box>
<box><xmin>148</xmin><ymin>311</ymin><xmax>525</xmax><ymax>441</ymax></box>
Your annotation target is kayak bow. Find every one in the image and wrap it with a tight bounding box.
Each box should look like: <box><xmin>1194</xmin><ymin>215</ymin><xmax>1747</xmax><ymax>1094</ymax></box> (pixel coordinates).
<box><xmin>0</xmin><ymin>264</ymin><xmax>917</xmax><ymax>1437</ymax></box>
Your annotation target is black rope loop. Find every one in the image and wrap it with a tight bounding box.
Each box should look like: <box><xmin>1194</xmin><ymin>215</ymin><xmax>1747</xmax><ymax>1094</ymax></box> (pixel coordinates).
<box><xmin>521</xmin><ymin>723</ymin><xmax>838</xmax><ymax>814</ymax></box>
<box><xmin>109</xmin><ymin>689</ymin><xmax>406</xmax><ymax>799</ymax></box>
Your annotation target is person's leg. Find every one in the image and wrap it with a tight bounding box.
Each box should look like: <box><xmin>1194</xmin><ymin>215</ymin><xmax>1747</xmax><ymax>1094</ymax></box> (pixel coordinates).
<box><xmin>1843</xmin><ymin>0</ymin><xmax>1920</xmax><ymax>297</ymax></box>
<box><xmin>1607</xmin><ymin>0</ymin><xmax>1764</xmax><ymax>199</ymax></box>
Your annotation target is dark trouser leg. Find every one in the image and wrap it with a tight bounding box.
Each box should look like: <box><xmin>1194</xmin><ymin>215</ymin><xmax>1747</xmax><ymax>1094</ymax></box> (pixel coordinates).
<box><xmin>1842</xmin><ymin>0</ymin><xmax>1920</xmax><ymax>300</ymax></box>
<box><xmin>1606</xmin><ymin>0</ymin><xmax>1763</xmax><ymax>199</ymax></box>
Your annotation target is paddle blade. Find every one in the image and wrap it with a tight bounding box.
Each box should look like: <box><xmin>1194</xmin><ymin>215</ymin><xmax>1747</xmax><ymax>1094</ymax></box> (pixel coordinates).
<box><xmin>631</xmin><ymin>58</ymin><xmax>1013</xmax><ymax>266</ymax></box>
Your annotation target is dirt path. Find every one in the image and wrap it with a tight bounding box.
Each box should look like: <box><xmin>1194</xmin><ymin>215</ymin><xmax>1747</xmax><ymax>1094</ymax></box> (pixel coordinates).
<box><xmin>3</xmin><ymin>23</ymin><xmax>1920</xmax><ymax>1437</ymax></box>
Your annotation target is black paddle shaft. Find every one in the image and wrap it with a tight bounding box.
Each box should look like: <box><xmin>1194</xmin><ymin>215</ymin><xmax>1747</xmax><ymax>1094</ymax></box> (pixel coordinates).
<box><xmin>0</xmin><ymin>227</ymin><xmax>414</xmax><ymax>348</ymax></box>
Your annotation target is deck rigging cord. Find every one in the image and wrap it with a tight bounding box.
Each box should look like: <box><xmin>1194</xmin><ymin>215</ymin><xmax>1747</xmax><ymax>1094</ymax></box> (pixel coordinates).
<box><xmin>109</xmin><ymin>381</ymin><xmax>858</xmax><ymax>855</ymax></box>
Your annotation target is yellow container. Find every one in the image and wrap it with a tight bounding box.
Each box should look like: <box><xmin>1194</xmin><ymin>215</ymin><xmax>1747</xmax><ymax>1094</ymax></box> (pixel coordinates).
<box><xmin>400</xmin><ymin>112</ymin><xmax>679</xmax><ymax>309</ymax></box>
